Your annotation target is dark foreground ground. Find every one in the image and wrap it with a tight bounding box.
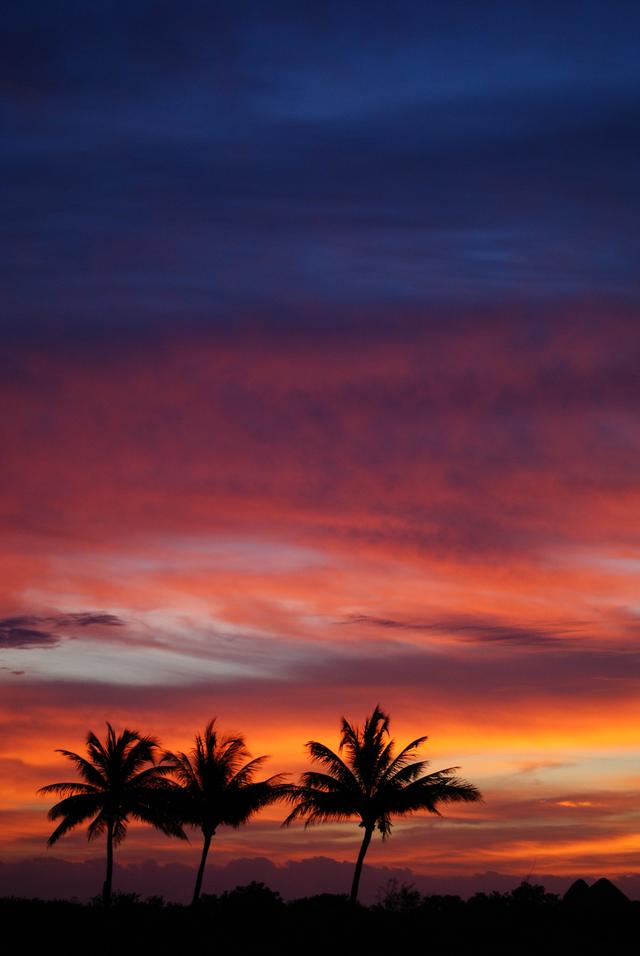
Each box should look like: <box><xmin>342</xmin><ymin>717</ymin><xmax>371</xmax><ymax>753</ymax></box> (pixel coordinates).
<box><xmin>2</xmin><ymin>880</ymin><xmax>638</xmax><ymax>955</ymax></box>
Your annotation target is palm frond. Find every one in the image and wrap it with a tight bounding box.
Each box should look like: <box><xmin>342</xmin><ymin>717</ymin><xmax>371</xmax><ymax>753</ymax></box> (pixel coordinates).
<box><xmin>45</xmin><ymin>793</ymin><xmax>104</xmax><ymax>844</ymax></box>
<box><xmin>221</xmin><ymin>777</ymin><xmax>289</xmax><ymax>826</ymax></box>
<box><xmin>387</xmin><ymin>772</ymin><xmax>482</xmax><ymax>815</ymax></box>
<box><xmin>340</xmin><ymin>706</ymin><xmax>390</xmax><ymax>791</ymax></box>
<box><xmin>47</xmin><ymin>809</ymin><xmax>99</xmax><ymax>846</ymax></box>
<box><xmin>372</xmin><ymin>738</ymin><xmax>396</xmax><ymax>781</ymax></box>
<box><xmin>380</xmin><ymin>758</ymin><xmax>432</xmax><ymax>788</ymax></box>
<box><xmin>282</xmin><ymin>787</ymin><xmax>360</xmax><ymax>828</ymax></box>
<box><xmin>163</xmin><ymin>750</ymin><xmax>200</xmax><ymax>789</ymax></box>
<box><xmin>375</xmin><ymin>811</ymin><xmax>393</xmax><ymax>838</ymax></box>
<box><xmin>227</xmin><ymin>755</ymin><xmax>269</xmax><ymax>789</ymax></box>
<box><xmin>363</xmin><ymin>706</ymin><xmax>390</xmax><ymax>746</ymax></box>
<box><xmin>380</xmin><ymin>736</ymin><xmax>429</xmax><ymax>783</ymax></box>
<box><xmin>37</xmin><ymin>782</ymin><xmax>99</xmax><ymax>797</ymax></box>
<box><xmin>127</xmin><ymin>800</ymin><xmax>188</xmax><ymax>840</ymax></box>
<box><xmin>112</xmin><ymin>817</ymin><xmax>128</xmax><ymax>845</ymax></box>
<box><xmin>46</xmin><ymin>792</ymin><xmax>103</xmax><ymax>822</ymax></box>
<box><xmin>87</xmin><ymin>810</ymin><xmax>110</xmax><ymax>842</ymax></box>
<box><xmin>297</xmin><ymin>770</ymin><xmax>352</xmax><ymax>794</ymax></box>
<box><xmin>85</xmin><ymin>729</ymin><xmax>111</xmax><ymax>773</ymax></box>
<box><xmin>128</xmin><ymin>763</ymin><xmax>175</xmax><ymax>787</ymax></box>
<box><xmin>216</xmin><ymin>736</ymin><xmax>252</xmax><ymax>776</ymax></box>
<box><xmin>120</xmin><ymin>733</ymin><xmax>161</xmax><ymax>779</ymax></box>
<box><xmin>305</xmin><ymin>742</ymin><xmax>360</xmax><ymax>792</ymax></box>
<box><xmin>54</xmin><ymin>750</ymin><xmax>106</xmax><ymax>789</ymax></box>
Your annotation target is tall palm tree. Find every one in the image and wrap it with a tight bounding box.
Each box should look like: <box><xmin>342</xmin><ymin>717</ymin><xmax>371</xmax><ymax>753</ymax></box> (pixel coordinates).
<box><xmin>283</xmin><ymin>705</ymin><xmax>482</xmax><ymax>905</ymax></box>
<box><xmin>37</xmin><ymin>723</ymin><xmax>186</xmax><ymax>904</ymax></box>
<box><xmin>164</xmin><ymin>719</ymin><xmax>288</xmax><ymax>905</ymax></box>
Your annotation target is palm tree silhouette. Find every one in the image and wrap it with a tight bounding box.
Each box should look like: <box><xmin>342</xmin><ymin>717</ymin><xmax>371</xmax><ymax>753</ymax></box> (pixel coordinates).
<box><xmin>37</xmin><ymin>722</ymin><xmax>186</xmax><ymax>904</ymax></box>
<box><xmin>163</xmin><ymin>718</ymin><xmax>288</xmax><ymax>905</ymax></box>
<box><xmin>283</xmin><ymin>705</ymin><xmax>482</xmax><ymax>904</ymax></box>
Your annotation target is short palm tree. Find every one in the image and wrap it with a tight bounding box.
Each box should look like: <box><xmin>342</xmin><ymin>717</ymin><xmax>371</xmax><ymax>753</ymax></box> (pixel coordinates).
<box><xmin>283</xmin><ymin>705</ymin><xmax>482</xmax><ymax>904</ymax></box>
<box><xmin>37</xmin><ymin>723</ymin><xmax>186</xmax><ymax>904</ymax></box>
<box><xmin>164</xmin><ymin>719</ymin><xmax>288</xmax><ymax>905</ymax></box>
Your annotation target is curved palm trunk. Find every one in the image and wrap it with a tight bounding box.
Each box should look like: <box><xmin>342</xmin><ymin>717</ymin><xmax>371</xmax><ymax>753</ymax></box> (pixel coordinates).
<box><xmin>350</xmin><ymin>826</ymin><xmax>373</xmax><ymax>905</ymax></box>
<box><xmin>103</xmin><ymin>819</ymin><xmax>114</xmax><ymax>905</ymax></box>
<box><xmin>192</xmin><ymin>829</ymin><xmax>214</xmax><ymax>905</ymax></box>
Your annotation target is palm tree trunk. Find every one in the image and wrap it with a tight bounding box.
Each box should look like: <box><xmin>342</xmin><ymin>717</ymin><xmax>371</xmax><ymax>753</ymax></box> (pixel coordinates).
<box><xmin>350</xmin><ymin>826</ymin><xmax>373</xmax><ymax>905</ymax></box>
<box><xmin>103</xmin><ymin>819</ymin><xmax>114</xmax><ymax>905</ymax></box>
<box><xmin>192</xmin><ymin>829</ymin><xmax>213</xmax><ymax>905</ymax></box>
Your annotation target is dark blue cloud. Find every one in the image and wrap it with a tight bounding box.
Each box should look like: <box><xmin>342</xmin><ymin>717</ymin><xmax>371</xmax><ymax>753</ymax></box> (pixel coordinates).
<box><xmin>3</xmin><ymin>2</ymin><xmax>639</xmax><ymax>344</ymax></box>
<box><xmin>343</xmin><ymin>613</ymin><xmax>582</xmax><ymax>646</ymax></box>
<box><xmin>0</xmin><ymin>612</ymin><xmax>124</xmax><ymax>649</ymax></box>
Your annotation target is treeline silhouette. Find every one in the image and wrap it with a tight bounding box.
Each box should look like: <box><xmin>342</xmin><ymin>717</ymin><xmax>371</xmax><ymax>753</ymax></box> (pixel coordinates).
<box><xmin>36</xmin><ymin>706</ymin><xmax>481</xmax><ymax>905</ymax></box>
<box><xmin>1</xmin><ymin>877</ymin><xmax>636</xmax><ymax>956</ymax></box>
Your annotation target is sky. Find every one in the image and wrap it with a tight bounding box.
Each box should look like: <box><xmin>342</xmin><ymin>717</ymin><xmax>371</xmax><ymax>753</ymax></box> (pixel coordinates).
<box><xmin>2</xmin><ymin>1</ymin><xmax>640</xmax><ymax>900</ymax></box>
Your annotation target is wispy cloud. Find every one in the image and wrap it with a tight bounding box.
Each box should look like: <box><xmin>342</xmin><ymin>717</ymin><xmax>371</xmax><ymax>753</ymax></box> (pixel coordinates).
<box><xmin>343</xmin><ymin>613</ymin><xmax>583</xmax><ymax>647</ymax></box>
<box><xmin>513</xmin><ymin>760</ymin><xmax>574</xmax><ymax>776</ymax></box>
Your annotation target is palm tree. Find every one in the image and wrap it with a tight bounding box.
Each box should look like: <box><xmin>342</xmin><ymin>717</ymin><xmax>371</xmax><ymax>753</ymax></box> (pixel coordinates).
<box><xmin>283</xmin><ymin>705</ymin><xmax>482</xmax><ymax>905</ymax></box>
<box><xmin>164</xmin><ymin>719</ymin><xmax>288</xmax><ymax>905</ymax></box>
<box><xmin>37</xmin><ymin>723</ymin><xmax>186</xmax><ymax>904</ymax></box>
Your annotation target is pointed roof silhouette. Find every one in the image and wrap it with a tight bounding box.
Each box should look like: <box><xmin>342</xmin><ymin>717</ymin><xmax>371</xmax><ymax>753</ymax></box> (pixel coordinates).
<box><xmin>563</xmin><ymin>878</ymin><xmax>590</xmax><ymax>905</ymax></box>
<box><xmin>563</xmin><ymin>877</ymin><xmax>630</xmax><ymax>909</ymax></box>
<box><xmin>589</xmin><ymin>877</ymin><xmax>630</xmax><ymax>908</ymax></box>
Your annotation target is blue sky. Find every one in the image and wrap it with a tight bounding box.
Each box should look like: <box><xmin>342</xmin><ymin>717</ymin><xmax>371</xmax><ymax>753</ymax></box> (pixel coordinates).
<box><xmin>3</xmin><ymin>1</ymin><xmax>640</xmax><ymax>343</ymax></box>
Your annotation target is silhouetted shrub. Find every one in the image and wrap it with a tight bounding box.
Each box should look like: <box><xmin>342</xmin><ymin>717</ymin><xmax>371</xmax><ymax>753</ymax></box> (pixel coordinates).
<box><xmin>375</xmin><ymin>878</ymin><xmax>422</xmax><ymax>913</ymax></box>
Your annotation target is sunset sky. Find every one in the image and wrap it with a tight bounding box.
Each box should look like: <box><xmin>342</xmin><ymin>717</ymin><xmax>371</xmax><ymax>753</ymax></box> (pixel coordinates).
<box><xmin>2</xmin><ymin>1</ymin><xmax>640</xmax><ymax>899</ymax></box>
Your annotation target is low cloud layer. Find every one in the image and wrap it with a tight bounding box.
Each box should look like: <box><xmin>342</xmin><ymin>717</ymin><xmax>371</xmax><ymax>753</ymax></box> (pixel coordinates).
<box><xmin>2</xmin><ymin>856</ymin><xmax>639</xmax><ymax>904</ymax></box>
